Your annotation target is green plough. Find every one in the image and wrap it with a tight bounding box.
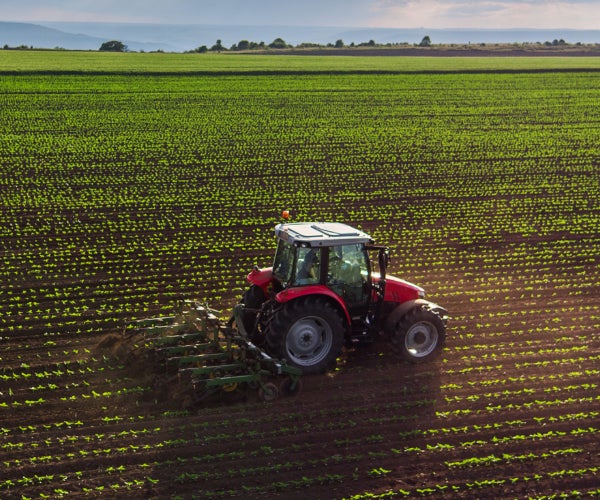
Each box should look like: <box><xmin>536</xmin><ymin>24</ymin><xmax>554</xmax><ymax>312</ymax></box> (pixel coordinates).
<box><xmin>118</xmin><ymin>300</ymin><xmax>302</xmax><ymax>406</ymax></box>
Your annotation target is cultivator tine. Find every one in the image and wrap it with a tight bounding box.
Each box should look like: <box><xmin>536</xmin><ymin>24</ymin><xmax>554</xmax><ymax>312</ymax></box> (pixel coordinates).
<box><xmin>204</xmin><ymin>373</ymin><xmax>262</xmax><ymax>388</ymax></box>
<box><xmin>139</xmin><ymin>325</ymin><xmax>183</xmax><ymax>336</ymax></box>
<box><xmin>128</xmin><ymin>316</ymin><xmax>176</xmax><ymax>328</ymax></box>
<box><xmin>168</xmin><ymin>352</ymin><xmax>232</xmax><ymax>367</ymax></box>
<box><xmin>152</xmin><ymin>331</ymin><xmax>209</xmax><ymax>346</ymax></box>
<box><xmin>187</xmin><ymin>363</ymin><xmax>244</xmax><ymax>376</ymax></box>
<box><xmin>123</xmin><ymin>316</ymin><xmax>176</xmax><ymax>335</ymax></box>
<box><xmin>156</xmin><ymin>343</ymin><xmax>216</xmax><ymax>357</ymax></box>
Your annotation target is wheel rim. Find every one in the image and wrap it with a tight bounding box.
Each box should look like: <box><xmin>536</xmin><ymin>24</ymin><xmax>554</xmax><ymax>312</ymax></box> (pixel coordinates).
<box><xmin>404</xmin><ymin>321</ymin><xmax>438</xmax><ymax>358</ymax></box>
<box><xmin>286</xmin><ymin>316</ymin><xmax>333</xmax><ymax>367</ymax></box>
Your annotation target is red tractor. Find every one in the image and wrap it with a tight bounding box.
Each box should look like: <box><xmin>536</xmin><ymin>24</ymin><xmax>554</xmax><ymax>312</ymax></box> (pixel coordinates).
<box><xmin>233</xmin><ymin>220</ymin><xmax>448</xmax><ymax>374</ymax></box>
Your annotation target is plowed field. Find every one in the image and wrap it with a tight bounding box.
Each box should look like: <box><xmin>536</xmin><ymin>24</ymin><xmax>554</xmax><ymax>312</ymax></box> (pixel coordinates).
<box><xmin>1</xmin><ymin>53</ymin><xmax>599</xmax><ymax>499</ymax></box>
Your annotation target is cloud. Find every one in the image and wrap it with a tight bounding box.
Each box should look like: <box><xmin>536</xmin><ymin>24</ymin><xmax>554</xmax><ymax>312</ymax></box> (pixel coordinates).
<box><xmin>367</xmin><ymin>0</ymin><xmax>600</xmax><ymax>29</ymax></box>
<box><xmin>3</xmin><ymin>0</ymin><xmax>600</xmax><ymax>28</ymax></box>
<box><xmin>1</xmin><ymin>0</ymin><xmax>369</xmax><ymax>26</ymax></box>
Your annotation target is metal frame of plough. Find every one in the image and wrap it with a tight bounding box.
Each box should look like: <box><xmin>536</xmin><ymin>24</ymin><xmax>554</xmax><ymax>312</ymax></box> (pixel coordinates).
<box><xmin>123</xmin><ymin>300</ymin><xmax>302</xmax><ymax>404</ymax></box>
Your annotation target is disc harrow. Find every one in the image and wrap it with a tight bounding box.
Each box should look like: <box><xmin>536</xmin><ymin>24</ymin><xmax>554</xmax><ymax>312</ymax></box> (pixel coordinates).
<box><xmin>120</xmin><ymin>300</ymin><xmax>302</xmax><ymax>406</ymax></box>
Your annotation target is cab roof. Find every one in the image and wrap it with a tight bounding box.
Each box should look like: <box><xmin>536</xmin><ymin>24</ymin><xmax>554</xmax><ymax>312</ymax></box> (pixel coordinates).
<box><xmin>274</xmin><ymin>222</ymin><xmax>373</xmax><ymax>247</ymax></box>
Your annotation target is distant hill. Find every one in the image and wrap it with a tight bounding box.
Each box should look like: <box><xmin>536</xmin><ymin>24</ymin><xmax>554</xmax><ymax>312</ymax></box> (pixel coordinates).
<box><xmin>0</xmin><ymin>22</ymin><xmax>105</xmax><ymax>50</ymax></box>
<box><xmin>0</xmin><ymin>22</ymin><xmax>179</xmax><ymax>51</ymax></box>
<box><xmin>2</xmin><ymin>21</ymin><xmax>599</xmax><ymax>52</ymax></box>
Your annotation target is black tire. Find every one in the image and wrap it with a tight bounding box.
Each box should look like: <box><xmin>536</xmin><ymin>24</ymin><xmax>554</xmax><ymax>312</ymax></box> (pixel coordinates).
<box><xmin>258</xmin><ymin>382</ymin><xmax>279</xmax><ymax>402</ymax></box>
<box><xmin>266</xmin><ymin>297</ymin><xmax>344</xmax><ymax>375</ymax></box>
<box><xmin>279</xmin><ymin>377</ymin><xmax>303</xmax><ymax>397</ymax></box>
<box><xmin>389</xmin><ymin>308</ymin><xmax>446</xmax><ymax>363</ymax></box>
<box><xmin>239</xmin><ymin>285</ymin><xmax>265</xmax><ymax>341</ymax></box>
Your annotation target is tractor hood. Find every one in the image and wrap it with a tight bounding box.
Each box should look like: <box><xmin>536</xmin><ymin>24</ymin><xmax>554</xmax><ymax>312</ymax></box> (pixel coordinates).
<box><xmin>373</xmin><ymin>273</ymin><xmax>425</xmax><ymax>303</ymax></box>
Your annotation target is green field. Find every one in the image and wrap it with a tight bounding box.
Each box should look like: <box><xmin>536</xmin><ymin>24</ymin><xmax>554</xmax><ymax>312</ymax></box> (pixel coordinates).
<box><xmin>2</xmin><ymin>49</ymin><xmax>600</xmax><ymax>72</ymax></box>
<box><xmin>2</xmin><ymin>52</ymin><xmax>599</xmax><ymax>334</ymax></box>
<box><xmin>0</xmin><ymin>51</ymin><xmax>598</xmax><ymax>498</ymax></box>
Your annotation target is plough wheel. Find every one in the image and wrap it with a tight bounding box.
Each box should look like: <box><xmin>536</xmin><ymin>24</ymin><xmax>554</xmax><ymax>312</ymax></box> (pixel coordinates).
<box><xmin>279</xmin><ymin>377</ymin><xmax>302</xmax><ymax>397</ymax></box>
<box><xmin>258</xmin><ymin>382</ymin><xmax>279</xmax><ymax>402</ymax></box>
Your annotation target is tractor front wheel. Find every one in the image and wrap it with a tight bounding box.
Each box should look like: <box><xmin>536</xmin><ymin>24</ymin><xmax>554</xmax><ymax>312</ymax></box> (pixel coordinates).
<box><xmin>390</xmin><ymin>308</ymin><xmax>446</xmax><ymax>363</ymax></box>
<box><xmin>266</xmin><ymin>297</ymin><xmax>344</xmax><ymax>375</ymax></box>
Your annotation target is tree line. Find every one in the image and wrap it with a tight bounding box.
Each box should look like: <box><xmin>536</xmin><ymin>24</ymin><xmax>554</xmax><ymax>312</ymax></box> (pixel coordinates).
<box><xmin>97</xmin><ymin>37</ymin><xmax>434</xmax><ymax>53</ymax></box>
<box><xmin>187</xmin><ymin>36</ymin><xmax>434</xmax><ymax>53</ymax></box>
<box><xmin>11</xmin><ymin>36</ymin><xmax>578</xmax><ymax>53</ymax></box>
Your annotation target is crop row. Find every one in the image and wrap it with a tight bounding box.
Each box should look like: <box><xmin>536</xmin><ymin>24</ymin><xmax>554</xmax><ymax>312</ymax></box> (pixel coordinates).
<box><xmin>1</xmin><ymin>55</ymin><xmax>598</xmax><ymax>498</ymax></box>
<box><xmin>5</xmin><ymin>420</ymin><xmax>597</xmax><ymax>472</ymax></box>
<box><xmin>2</xmin><ymin>71</ymin><xmax>599</xmax><ymax>339</ymax></box>
<box><xmin>3</xmin><ymin>425</ymin><xmax>597</xmax><ymax>498</ymax></box>
<box><xmin>345</xmin><ymin>469</ymin><xmax>599</xmax><ymax>500</ymax></box>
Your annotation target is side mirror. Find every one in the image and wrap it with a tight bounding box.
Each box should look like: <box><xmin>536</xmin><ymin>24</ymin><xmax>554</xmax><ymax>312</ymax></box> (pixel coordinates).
<box><xmin>378</xmin><ymin>248</ymin><xmax>390</xmax><ymax>273</ymax></box>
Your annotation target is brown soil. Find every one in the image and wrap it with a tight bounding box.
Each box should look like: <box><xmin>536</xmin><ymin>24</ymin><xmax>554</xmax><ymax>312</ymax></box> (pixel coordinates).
<box><xmin>1</xmin><ymin>247</ymin><xmax>598</xmax><ymax>499</ymax></box>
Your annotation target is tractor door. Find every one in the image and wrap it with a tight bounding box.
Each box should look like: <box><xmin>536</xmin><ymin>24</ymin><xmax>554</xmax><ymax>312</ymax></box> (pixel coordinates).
<box><xmin>326</xmin><ymin>244</ymin><xmax>371</xmax><ymax>318</ymax></box>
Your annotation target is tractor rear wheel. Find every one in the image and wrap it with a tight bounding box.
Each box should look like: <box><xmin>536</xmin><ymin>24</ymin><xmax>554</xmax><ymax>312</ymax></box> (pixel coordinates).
<box><xmin>389</xmin><ymin>308</ymin><xmax>445</xmax><ymax>363</ymax></box>
<box><xmin>266</xmin><ymin>297</ymin><xmax>344</xmax><ymax>375</ymax></box>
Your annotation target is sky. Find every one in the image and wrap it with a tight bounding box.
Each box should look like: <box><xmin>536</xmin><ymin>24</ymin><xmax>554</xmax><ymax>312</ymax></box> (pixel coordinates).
<box><xmin>2</xmin><ymin>0</ymin><xmax>600</xmax><ymax>29</ymax></box>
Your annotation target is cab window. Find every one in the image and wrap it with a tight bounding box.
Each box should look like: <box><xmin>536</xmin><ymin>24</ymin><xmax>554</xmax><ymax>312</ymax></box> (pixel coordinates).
<box><xmin>294</xmin><ymin>247</ymin><xmax>321</xmax><ymax>285</ymax></box>
<box><xmin>327</xmin><ymin>244</ymin><xmax>369</xmax><ymax>305</ymax></box>
<box><xmin>273</xmin><ymin>240</ymin><xmax>295</xmax><ymax>284</ymax></box>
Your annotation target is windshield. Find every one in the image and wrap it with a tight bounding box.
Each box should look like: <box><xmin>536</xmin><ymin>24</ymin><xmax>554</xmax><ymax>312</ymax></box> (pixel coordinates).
<box><xmin>273</xmin><ymin>240</ymin><xmax>295</xmax><ymax>284</ymax></box>
<box><xmin>273</xmin><ymin>240</ymin><xmax>322</xmax><ymax>287</ymax></box>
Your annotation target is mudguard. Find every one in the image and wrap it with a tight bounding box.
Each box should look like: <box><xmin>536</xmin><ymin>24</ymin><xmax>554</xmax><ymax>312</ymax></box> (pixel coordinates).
<box><xmin>275</xmin><ymin>285</ymin><xmax>352</xmax><ymax>326</ymax></box>
<box><xmin>384</xmin><ymin>298</ymin><xmax>448</xmax><ymax>334</ymax></box>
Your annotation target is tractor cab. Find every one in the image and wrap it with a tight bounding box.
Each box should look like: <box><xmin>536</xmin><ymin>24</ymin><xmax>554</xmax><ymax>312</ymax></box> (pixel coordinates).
<box><xmin>271</xmin><ymin>222</ymin><xmax>375</xmax><ymax>319</ymax></box>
